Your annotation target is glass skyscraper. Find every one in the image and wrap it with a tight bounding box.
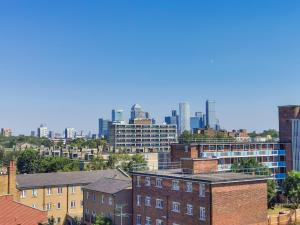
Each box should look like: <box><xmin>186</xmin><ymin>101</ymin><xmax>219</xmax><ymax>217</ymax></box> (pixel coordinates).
<box><xmin>98</xmin><ymin>118</ymin><xmax>110</xmax><ymax>138</ymax></box>
<box><xmin>206</xmin><ymin>100</ymin><xmax>216</xmax><ymax>129</ymax></box>
<box><xmin>112</xmin><ymin>109</ymin><xmax>124</xmax><ymax>123</ymax></box>
<box><xmin>179</xmin><ymin>102</ymin><xmax>190</xmax><ymax>134</ymax></box>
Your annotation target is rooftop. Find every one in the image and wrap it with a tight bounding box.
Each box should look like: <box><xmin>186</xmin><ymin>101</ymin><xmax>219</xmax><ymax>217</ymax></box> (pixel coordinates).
<box><xmin>17</xmin><ymin>169</ymin><xmax>130</xmax><ymax>189</ymax></box>
<box><xmin>83</xmin><ymin>177</ymin><xmax>132</xmax><ymax>194</ymax></box>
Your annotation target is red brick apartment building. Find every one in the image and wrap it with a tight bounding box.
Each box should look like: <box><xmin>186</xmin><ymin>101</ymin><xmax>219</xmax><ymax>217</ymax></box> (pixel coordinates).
<box><xmin>131</xmin><ymin>158</ymin><xmax>268</xmax><ymax>225</ymax></box>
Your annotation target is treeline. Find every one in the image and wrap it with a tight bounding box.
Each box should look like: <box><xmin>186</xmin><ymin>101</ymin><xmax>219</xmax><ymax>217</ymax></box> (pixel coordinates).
<box><xmin>248</xmin><ymin>129</ymin><xmax>279</xmax><ymax>138</ymax></box>
<box><xmin>179</xmin><ymin>130</ymin><xmax>235</xmax><ymax>142</ymax></box>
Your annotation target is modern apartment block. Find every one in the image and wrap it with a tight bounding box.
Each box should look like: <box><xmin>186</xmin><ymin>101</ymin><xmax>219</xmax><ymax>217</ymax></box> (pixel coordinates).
<box><xmin>16</xmin><ymin>169</ymin><xmax>129</xmax><ymax>224</ymax></box>
<box><xmin>108</xmin><ymin>123</ymin><xmax>177</xmax><ymax>164</ymax></box>
<box><xmin>278</xmin><ymin>105</ymin><xmax>300</xmax><ymax>171</ymax></box>
<box><xmin>38</xmin><ymin>124</ymin><xmax>48</xmax><ymax>138</ymax></box>
<box><xmin>83</xmin><ymin>177</ymin><xmax>132</xmax><ymax>225</ymax></box>
<box><xmin>131</xmin><ymin>158</ymin><xmax>268</xmax><ymax>225</ymax></box>
<box><xmin>171</xmin><ymin>142</ymin><xmax>286</xmax><ymax>181</ymax></box>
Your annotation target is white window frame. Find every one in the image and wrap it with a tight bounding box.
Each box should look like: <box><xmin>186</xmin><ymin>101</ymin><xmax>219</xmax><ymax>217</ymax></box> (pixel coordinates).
<box><xmin>57</xmin><ymin>202</ymin><xmax>61</xmax><ymax>209</ymax></box>
<box><xmin>46</xmin><ymin>203</ymin><xmax>52</xmax><ymax>211</ymax></box>
<box><xmin>199</xmin><ymin>207</ymin><xmax>206</xmax><ymax>221</ymax></box>
<box><xmin>156</xmin><ymin>219</ymin><xmax>163</xmax><ymax>225</ymax></box>
<box><xmin>145</xmin><ymin>196</ymin><xmax>151</xmax><ymax>207</ymax></box>
<box><xmin>70</xmin><ymin>186</ymin><xmax>76</xmax><ymax>194</ymax></box>
<box><xmin>137</xmin><ymin>176</ymin><xmax>141</xmax><ymax>187</ymax></box>
<box><xmin>86</xmin><ymin>191</ymin><xmax>89</xmax><ymax>199</ymax></box>
<box><xmin>32</xmin><ymin>188</ymin><xmax>38</xmax><ymax>197</ymax></box>
<box><xmin>145</xmin><ymin>216</ymin><xmax>151</xmax><ymax>225</ymax></box>
<box><xmin>47</xmin><ymin>187</ymin><xmax>52</xmax><ymax>195</ymax></box>
<box><xmin>186</xmin><ymin>204</ymin><xmax>193</xmax><ymax>215</ymax></box>
<box><xmin>186</xmin><ymin>182</ymin><xmax>193</xmax><ymax>192</ymax></box>
<box><xmin>21</xmin><ymin>190</ymin><xmax>26</xmax><ymax>198</ymax></box>
<box><xmin>108</xmin><ymin>197</ymin><xmax>113</xmax><ymax>205</ymax></box>
<box><xmin>145</xmin><ymin>176</ymin><xmax>151</xmax><ymax>186</ymax></box>
<box><xmin>172</xmin><ymin>180</ymin><xmax>180</xmax><ymax>191</ymax></box>
<box><xmin>199</xmin><ymin>183</ymin><xmax>205</xmax><ymax>197</ymax></box>
<box><xmin>71</xmin><ymin>200</ymin><xmax>76</xmax><ymax>208</ymax></box>
<box><xmin>136</xmin><ymin>214</ymin><xmax>142</xmax><ymax>225</ymax></box>
<box><xmin>172</xmin><ymin>202</ymin><xmax>180</xmax><ymax>213</ymax></box>
<box><xmin>156</xmin><ymin>178</ymin><xmax>162</xmax><ymax>188</ymax></box>
<box><xmin>93</xmin><ymin>192</ymin><xmax>96</xmax><ymax>201</ymax></box>
<box><xmin>32</xmin><ymin>204</ymin><xmax>37</xmax><ymax>208</ymax></box>
<box><xmin>101</xmin><ymin>195</ymin><xmax>104</xmax><ymax>204</ymax></box>
<box><xmin>156</xmin><ymin>199</ymin><xmax>163</xmax><ymax>209</ymax></box>
<box><xmin>137</xmin><ymin>195</ymin><xmax>141</xmax><ymax>206</ymax></box>
<box><xmin>57</xmin><ymin>187</ymin><xmax>63</xmax><ymax>195</ymax></box>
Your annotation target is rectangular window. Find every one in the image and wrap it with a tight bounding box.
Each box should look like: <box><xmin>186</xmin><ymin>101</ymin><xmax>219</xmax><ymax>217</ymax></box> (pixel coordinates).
<box><xmin>93</xmin><ymin>193</ymin><xmax>96</xmax><ymax>201</ymax></box>
<box><xmin>145</xmin><ymin>177</ymin><xmax>151</xmax><ymax>186</ymax></box>
<box><xmin>108</xmin><ymin>197</ymin><xmax>112</xmax><ymax>205</ymax></box>
<box><xmin>137</xmin><ymin>176</ymin><xmax>141</xmax><ymax>187</ymax></box>
<box><xmin>156</xmin><ymin>178</ymin><xmax>162</xmax><ymax>188</ymax></box>
<box><xmin>137</xmin><ymin>195</ymin><xmax>141</xmax><ymax>206</ymax></box>
<box><xmin>156</xmin><ymin>199</ymin><xmax>164</xmax><ymax>209</ymax></box>
<box><xmin>172</xmin><ymin>202</ymin><xmax>180</xmax><ymax>213</ymax></box>
<box><xmin>21</xmin><ymin>190</ymin><xmax>26</xmax><ymax>198</ymax></box>
<box><xmin>32</xmin><ymin>204</ymin><xmax>36</xmax><ymax>208</ymax></box>
<box><xmin>86</xmin><ymin>191</ymin><xmax>89</xmax><ymax>199</ymax></box>
<box><xmin>47</xmin><ymin>188</ymin><xmax>52</xmax><ymax>195</ymax></box>
<box><xmin>70</xmin><ymin>186</ymin><xmax>76</xmax><ymax>194</ymax></box>
<box><xmin>57</xmin><ymin>202</ymin><xmax>61</xmax><ymax>209</ymax></box>
<box><xmin>57</xmin><ymin>187</ymin><xmax>63</xmax><ymax>195</ymax></box>
<box><xmin>186</xmin><ymin>182</ymin><xmax>192</xmax><ymax>192</ymax></box>
<box><xmin>156</xmin><ymin>219</ymin><xmax>163</xmax><ymax>225</ymax></box>
<box><xmin>145</xmin><ymin>196</ymin><xmax>151</xmax><ymax>206</ymax></box>
<box><xmin>199</xmin><ymin>183</ymin><xmax>205</xmax><ymax>197</ymax></box>
<box><xmin>172</xmin><ymin>180</ymin><xmax>180</xmax><ymax>191</ymax></box>
<box><xmin>186</xmin><ymin>204</ymin><xmax>193</xmax><ymax>215</ymax></box>
<box><xmin>199</xmin><ymin>207</ymin><xmax>206</xmax><ymax>221</ymax></box>
<box><xmin>136</xmin><ymin>214</ymin><xmax>141</xmax><ymax>225</ymax></box>
<box><xmin>46</xmin><ymin>203</ymin><xmax>52</xmax><ymax>211</ymax></box>
<box><xmin>101</xmin><ymin>195</ymin><xmax>104</xmax><ymax>204</ymax></box>
<box><xmin>71</xmin><ymin>201</ymin><xmax>76</xmax><ymax>208</ymax></box>
<box><xmin>32</xmin><ymin>189</ymin><xmax>38</xmax><ymax>197</ymax></box>
<box><xmin>145</xmin><ymin>217</ymin><xmax>152</xmax><ymax>225</ymax></box>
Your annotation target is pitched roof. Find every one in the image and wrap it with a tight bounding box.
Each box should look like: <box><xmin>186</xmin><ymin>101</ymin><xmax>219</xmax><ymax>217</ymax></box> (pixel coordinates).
<box><xmin>0</xmin><ymin>195</ymin><xmax>47</xmax><ymax>225</ymax></box>
<box><xmin>83</xmin><ymin>177</ymin><xmax>132</xmax><ymax>194</ymax></box>
<box><xmin>17</xmin><ymin>169</ymin><xmax>129</xmax><ymax>189</ymax></box>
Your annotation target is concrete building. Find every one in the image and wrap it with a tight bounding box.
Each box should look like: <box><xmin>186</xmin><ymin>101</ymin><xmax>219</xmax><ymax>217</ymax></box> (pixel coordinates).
<box><xmin>1</xmin><ymin>128</ymin><xmax>12</xmax><ymax>137</ymax></box>
<box><xmin>83</xmin><ymin>178</ymin><xmax>132</xmax><ymax>225</ymax></box>
<box><xmin>278</xmin><ymin>105</ymin><xmax>300</xmax><ymax>172</ymax></box>
<box><xmin>38</xmin><ymin>124</ymin><xmax>48</xmax><ymax>138</ymax></box>
<box><xmin>179</xmin><ymin>102</ymin><xmax>190</xmax><ymax>134</ymax></box>
<box><xmin>99</xmin><ymin>118</ymin><xmax>110</xmax><ymax>138</ymax></box>
<box><xmin>131</xmin><ymin>158</ymin><xmax>268</xmax><ymax>225</ymax></box>
<box><xmin>64</xmin><ymin>128</ymin><xmax>76</xmax><ymax>139</ymax></box>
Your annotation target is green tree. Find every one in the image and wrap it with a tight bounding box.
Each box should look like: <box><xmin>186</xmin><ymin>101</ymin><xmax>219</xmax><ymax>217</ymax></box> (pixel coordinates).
<box><xmin>123</xmin><ymin>154</ymin><xmax>147</xmax><ymax>172</ymax></box>
<box><xmin>231</xmin><ymin>158</ymin><xmax>270</xmax><ymax>175</ymax></box>
<box><xmin>93</xmin><ymin>215</ymin><xmax>112</xmax><ymax>225</ymax></box>
<box><xmin>267</xmin><ymin>179</ymin><xmax>276</xmax><ymax>209</ymax></box>
<box><xmin>87</xmin><ymin>157</ymin><xmax>107</xmax><ymax>170</ymax></box>
<box><xmin>283</xmin><ymin>171</ymin><xmax>300</xmax><ymax>208</ymax></box>
<box><xmin>17</xmin><ymin>148</ymin><xmax>40</xmax><ymax>174</ymax></box>
<box><xmin>39</xmin><ymin>157</ymin><xmax>80</xmax><ymax>173</ymax></box>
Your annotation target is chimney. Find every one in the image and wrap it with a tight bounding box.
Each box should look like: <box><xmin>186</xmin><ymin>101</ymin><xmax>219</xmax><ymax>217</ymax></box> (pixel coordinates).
<box><xmin>181</xmin><ymin>158</ymin><xmax>218</xmax><ymax>174</ymax></box>
<box><xmin>8</xmin><ymin>160</ymin><xmax>17</xmax><ymax>200</ymax></box>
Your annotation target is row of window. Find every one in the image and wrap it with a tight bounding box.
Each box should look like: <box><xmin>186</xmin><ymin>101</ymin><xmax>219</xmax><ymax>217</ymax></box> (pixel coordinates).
<box><xmin>136</xmin><ymin>208</ymin><xmax>206</xmax><ymax>225</ymax></box>
<box><xmin>31</xmin><ymin>200</ymin><xmax>83</xmax><ymax>211</ymax></box>
<box><xmin>136</xmin><ymin>176</ymin><xmax>206</xmax><ymax>196</ymax></box>
<box><xmin>86</xmin><ymin>192</ymin><xmax>113</xmax><ymax>205</ymax></box>
<box><xmin>20</xmin><ymin>186</ymin><xmax>80</xmax><ymax>198</ymax></box>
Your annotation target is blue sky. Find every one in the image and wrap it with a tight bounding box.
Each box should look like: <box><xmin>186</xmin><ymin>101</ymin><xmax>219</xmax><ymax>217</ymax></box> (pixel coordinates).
<box><xmin>1</xmin><ymin>0</ymin><xmax>300</xmax><ymax>135</ymax></box>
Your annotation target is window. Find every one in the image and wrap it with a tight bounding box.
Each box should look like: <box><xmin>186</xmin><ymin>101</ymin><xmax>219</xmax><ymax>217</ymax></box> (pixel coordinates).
<box><xmin>21</xmin><ymin>190</ymin><xmax>26</xmax><ymax>198</ymax></box>
<box><xmin>70</xmin><ymin>186</ymin><xmax>76</xmax><ymax>194</ymax></box>
<box><xmin>136</xmin><ymin>214</ymin><xmax>141</xmax><ymax>225</ymax></box>
<box><xmin>199</xmin><ymin>183</ymin><xmax>205</xmax><ymax>197</ymax></box>
<box><xmin>156</xmin><ymin>219</ymin><xmax>163</xmax><ymax>225</ymax></box>
<box><xmin>145</xmin><ymin>177</ymin><xmax>151</xmax><ymax>186</ymax></box>
<box><xmin>145</xmin><ymin>196</ymin><xmax>151</xmax><ymax>206</ymax></box>
<box><xmin>145</xmin><ymin>217</ymin><xmax>152</xmax><ymax>225</ymax></box>
<box><xmin>46</xmin><ymin>203</ymin><xmax>52</xmax><ymax>211</ymax></box>
<box><xmin>57</xmin><ymin>217</ymin><xmax>61</xmax><ymax>223</ymax></box>
<box><xmin>199</xmin><ymin>207</ymin><xmax>206</xmax><ymax>221</ymax></box>
<box><xmin>57</xmin><ymin>187</ymin><xmax>63</xmax><ymax>195</ymax></box>
<box><xmin>101</xmin><ymin>195</ymin><xmax>104</xmax><ymax>204</ymax></box>
<box><xmin>172</xmin><ymin>180</ymin><xmax>180</xmax><ymax>191</ymax></box>
<box><xmin>57</xmin><ymin>202</ymin><xmax>61</xmax><ymax>209</ymax></box>
<box><xmin>71</xmin><ymin>201</ymin><xmax>76</xmax><ymax>208</ymax></box>
<box><xmin>137</xmin><ymin>176</ymin><xmax>141</xmax><ymax>187</ymax></box>
<box><xmin>86</xmin><ymin>191</ymin><xmax>89</xmax><ymax>199</ymax></box>
<box><xmin>32</xmin><ymin>204</ymin><xmax>36</xmax><ymax>208</ymax></box>
<box><xmin>137</xmin><ymin>195</ymin><xmax>141</xmax><ymax>206</ymax></box>
<box><xmin>93</xmin><ymin>193</ymin><xmax>96</xmax><ymax>201</ymax></box>
<box><xmin>173</xmin><ymin>223</ymin><xmax>179</xmax><ymax>225</ymax></box>
<box><xmin>172</xmin><ymin>202</ymin><xmax>180</xmax><ymax>213</ymax></box>
<box><xmin>32</xmin><ymin>189</ymin><xmax>38</xmax><ymax>197</ymax></box>
<box><xmin>108</xmin><ymin>197</ymin><xmax>112</xmax><ymax>205</ymax></box>
<box><xmin>156</xmin><ymin>199</ymin><xmax>163</xmax><ymax>209</ymax></box>
<box><xmin>186</xmin><ymin>182</ymin><xmax>192</xmax><ymax>192</ymax></box>
<box><xmin>186</xmin><ymin>204</ymin><xmax>193</xmax><ymax>215</ymax></box>
<box><xmin>156</xmin><ymin>178</ymin><xmax>162</xmax><ymax>188</ymax></box>
<box><xmin>47</xmin><ymin>188</ymin><xmax>52</xmax><ymax>195</ymax></box>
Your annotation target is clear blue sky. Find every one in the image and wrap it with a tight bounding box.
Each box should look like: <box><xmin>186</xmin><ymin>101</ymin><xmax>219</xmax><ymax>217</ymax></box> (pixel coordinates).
<box><xmin>1</xmin><ymin>0</ymin><xmax>300</xmax><ymax>135</ymax></box>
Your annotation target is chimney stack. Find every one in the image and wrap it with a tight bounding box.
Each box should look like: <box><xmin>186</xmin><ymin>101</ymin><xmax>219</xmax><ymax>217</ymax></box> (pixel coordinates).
<box><xmin>181</xmin><ymin>158</ymin><xmax>218</xmax><ymax>174</ymax></box>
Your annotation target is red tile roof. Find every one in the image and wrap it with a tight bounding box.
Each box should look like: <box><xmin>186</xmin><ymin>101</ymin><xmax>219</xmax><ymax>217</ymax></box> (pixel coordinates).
<box><xmin>0</xmin><ymin>195</ymin><xmax>47</xmax><ymax>225</ymax></box>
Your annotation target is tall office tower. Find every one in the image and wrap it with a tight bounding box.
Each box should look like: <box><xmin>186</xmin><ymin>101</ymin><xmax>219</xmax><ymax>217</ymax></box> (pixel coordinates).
<box><xmin>165</xmin><ymin>110</ymin><xmax>179</xmax><ymax>126</ymax></box>
<box><xmin>64</xmin><ymin>128</ymin><xmax>76</xmax><ymax>139</ymax></box>
<box><xmin>179</xmin><ymin>102</ymin><xmax>190</xmax><ymax>134</ymax></box>
<box><xmin>37</xmin><ymin>124</ymin><xmax>48</xmax><ymax>138</ymax></box>
<box><xmin>206</xmin><ymin>100</ymin><xmax>217</xmax><ymax>129</ymax></box>
<box><xmin>30</xmin><ymin>131</ymin><xmax>35</xmax><ymax>137</ymax></box>
<box><xmin>48</xmin><ymin>131</ymin><xmax>55</xmax><ymax>139</ymax></box>
<box><xmin>112</xmin><ymin>109</ymin><xmax>124</xmax><ymax>123</ymax></box>
<box><xmin>278</xmin><ymin>105</ymin><xmax>300</xmax><ymax>171</ymax></box>
<box><xmin>130</xmin><ymin>104</ymin><xmax>145</xmax><ymax>120</ymax></box>
<box><xmin>145</xmin><ymin>112</ymin><xmax>150</xmax><ymax>119</ymax></box>
<box><xmin>190</xmin><ymin>112</ymin><xmax>203</xmax><ymax>132</ymax></box>
<box><xmin>98</xmin><ymin>118</ymin><xmax>110</xmax><ymax>138</ymax></box>
<box><xmin>1</xmin><ymin>128</ymin><xmax>12</xmax><ymax>137</ymax></box>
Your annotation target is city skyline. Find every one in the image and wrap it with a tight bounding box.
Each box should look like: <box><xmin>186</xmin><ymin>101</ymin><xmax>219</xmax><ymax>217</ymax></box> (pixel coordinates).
<box><xmin>1</xmin><ymin>1</ymin><xmax>300</xmax><ymax>134</ymax></box>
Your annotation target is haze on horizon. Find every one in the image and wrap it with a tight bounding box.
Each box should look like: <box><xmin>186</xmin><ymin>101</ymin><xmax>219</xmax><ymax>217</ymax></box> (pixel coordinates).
<box><xmin>1</xmin><ymin>0</ymin><xmax>300</xmax><ymax>135</ymax></box>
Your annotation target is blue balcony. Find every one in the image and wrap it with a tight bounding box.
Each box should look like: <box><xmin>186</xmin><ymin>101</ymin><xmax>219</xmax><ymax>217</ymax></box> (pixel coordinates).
<box><xmin>275</xmin><ymin>173</ymin><xmax>287</xmax><ymax>179</ymax></box>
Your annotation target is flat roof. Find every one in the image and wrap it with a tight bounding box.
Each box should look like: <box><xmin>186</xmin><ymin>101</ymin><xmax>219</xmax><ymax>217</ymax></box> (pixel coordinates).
<box><xmin>132</xmin><ymin>169</ymin><xmax>269</xmax><ymax>184</ymax></box>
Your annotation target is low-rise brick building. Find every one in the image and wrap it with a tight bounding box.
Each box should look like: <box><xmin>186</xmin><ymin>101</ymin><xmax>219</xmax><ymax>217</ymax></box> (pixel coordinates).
<box><xmin>131</xmin><ymin>158</ymin><xmax>268</xmax><ymax>225</ymax></box>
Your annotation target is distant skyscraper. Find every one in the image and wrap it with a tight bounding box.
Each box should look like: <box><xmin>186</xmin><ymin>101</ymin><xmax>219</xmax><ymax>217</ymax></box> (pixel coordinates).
<box><xmin>48</xmin><ymin>131</ymin><xmax>55</xmax><ymax>139</ymax></box>
<box><xmin>190</xmin><ymin>112</ymin><xmax>204</xmax><ymax>132</ymax></box>
<box><xmin>37</xmin><ymin>124</ymin><xmax>48</xmax><ymax>138</ymax></box>
<box><xmin>98</xmin><ymin>118</ymin><xmax>110</xmax><ymax>138</ymax></box>
<box><xmin>179</xmin><ymin>102</ymin><xmax>190</xmax><ymax>134</ymax></box>
<box><xmin>165</xmin><ymin>110</ymin><xmax>178</xmax><ymax>128</ymax></box>
<box><xmin>30</xmin><ymin>131</ymin><xmax>35</xmax><ymax>137</ymax></box>
<box><xmin>112</xmin><ymin>109</ymin><xmax>124</xmax><ymax>123</ymax></box>
<box><xmin>64</xmin><ymin>128</ymin><xmax>76</xmax><ymax>139</ymax></box>
<box><xmin>206</xmin><ymin>100</ymin><xmax>217</xmax><ymax>129</ymax></box>
<box><xmin>130</xmin><ymin>104</ymin><xmax>145</xmax><ymax>120</ymax></box>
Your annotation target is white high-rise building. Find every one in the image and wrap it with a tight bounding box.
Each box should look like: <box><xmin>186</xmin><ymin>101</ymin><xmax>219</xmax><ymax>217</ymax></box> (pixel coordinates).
<box><xmin>65</xmin><ymin>128</ymin><xmax>76</xmax><ymax>139</ymax></box>
<box><xmin>37</xmin><ymin>124</ymin><xmax>48</xmax><ymax>138</ymax></box>
<box><xmin>179</xmin><ymin>102</ymin><xmax>190</xmax><ymax>134</ymax></box>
